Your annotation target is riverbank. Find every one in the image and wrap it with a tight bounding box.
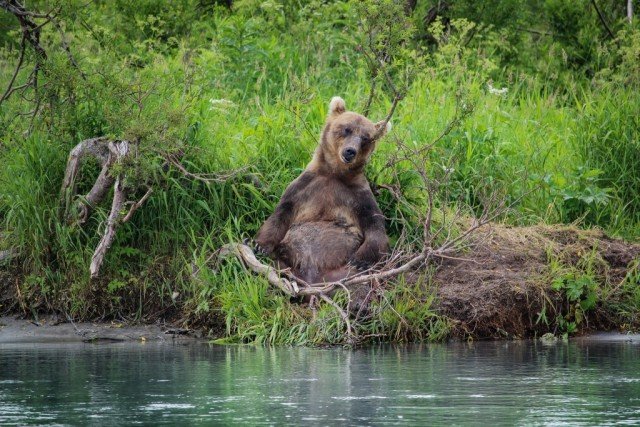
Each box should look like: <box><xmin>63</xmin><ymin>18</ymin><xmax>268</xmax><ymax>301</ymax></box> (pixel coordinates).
<box><xmin>433</xmin><ymin>224</ymin><xmax>640</xmax><ymax>339</ymax></box>
<box><xmin>1</xmin><ymin>223</ymin><xmax>639</xmax><ymax>344</ymax></box>
<box><xmin>0</xmin><ymin>315</ymin><xmax>198</xmax><ymax>344</ymax></box>
<box><xmin>1</xmin><ymin>314</ymin><xmax>639</xmax><ymax>346</ymax></box>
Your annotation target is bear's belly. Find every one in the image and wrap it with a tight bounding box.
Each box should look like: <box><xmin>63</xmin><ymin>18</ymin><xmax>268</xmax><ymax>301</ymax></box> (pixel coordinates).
<box><xmin>276</xmin><ymin>221</ymin><xmax>362</xmax><ymax>284</ymax></box>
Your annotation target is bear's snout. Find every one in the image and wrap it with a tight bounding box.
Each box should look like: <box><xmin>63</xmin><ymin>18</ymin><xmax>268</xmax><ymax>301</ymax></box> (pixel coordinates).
<box><xmin>341</xmin><ymin>147</ymin><xmax>357</xmax><ymax>163</ymax></box>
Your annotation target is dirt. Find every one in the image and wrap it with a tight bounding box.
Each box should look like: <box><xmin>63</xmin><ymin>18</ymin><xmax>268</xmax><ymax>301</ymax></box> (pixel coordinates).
<box><xmin>0</xmin><ymin>314</ymin><xmax>199</xmax><ymax>344</ymax></box>
<box><xmin>433</xmin><ymin>224</ymin><xmax>640</xmax><ymax>339</ymax></box>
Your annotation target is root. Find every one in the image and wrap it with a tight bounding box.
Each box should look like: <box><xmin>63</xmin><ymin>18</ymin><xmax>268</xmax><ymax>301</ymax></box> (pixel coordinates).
<box><xmin>219</xmin><ymin>243</ymin><xmax>301</xmax><ymax>295</ymax></box>
<box><xmin>60</xmin><ymin>138</ymin><xmax>151</xmax><ymax>279</ymax></box>
<box><xmin>61</xmin><ymin>137</ymin><xmax>114</xmax><ymax>224</ymax></box>
<box><xmin>89</xmin><ymin>176</ymin><xmax>126</xmax><ymax>278</ymax></box>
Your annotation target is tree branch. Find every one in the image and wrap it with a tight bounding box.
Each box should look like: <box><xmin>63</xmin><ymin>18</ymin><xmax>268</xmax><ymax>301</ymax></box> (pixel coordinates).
<box><xmin>122</xmin><ymin>187</ymin><xmax>153</xmax><ymax>223</ymax></box>
<box><xmin>590</xmin><ymin>0</ymin><xmax>616</xmax><ymax>39</ymax></box>
<box><xmin>90</xmin><ymin>176</ymin><xmax>127</xmax><ymax>279</ymax></box>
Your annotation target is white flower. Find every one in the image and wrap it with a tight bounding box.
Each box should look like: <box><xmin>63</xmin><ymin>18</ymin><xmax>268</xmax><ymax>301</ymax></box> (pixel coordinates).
<box><xmin>208</xmin><ymin>98</ymin><xmax>235</xmax><ymax>111</ymax></box>
<box><xmin>441</xmin><ymin>164</ymin><xmax>455</xmax><ymax>174</ymax></box>
<box><xmin>487</xmin><ymin>82</ymin><xmax>508</xmax><ymax>96</ymax></box>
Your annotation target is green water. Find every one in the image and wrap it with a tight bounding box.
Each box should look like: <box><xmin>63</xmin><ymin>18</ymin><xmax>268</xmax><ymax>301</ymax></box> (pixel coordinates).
<box><xmin>1</xmin><ymin>337</ymin><xmax>639</xmax><ymax>425</ymax></box>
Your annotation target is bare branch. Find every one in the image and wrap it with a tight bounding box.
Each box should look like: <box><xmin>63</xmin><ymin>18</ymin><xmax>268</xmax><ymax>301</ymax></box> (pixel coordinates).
<box><xmin>165</xmin><ymin>153</ymin><xmax>249</xmax><ymax>183</ymax></box>
<box><xmin>362</xmin><ymin>73</ymin><xmax>377</xmax><ymax>116</ymax></box>
<box><xmin>0</xmin><ymin>0</ymin><xmax>86</xmax><ymax>121</ymax></box>
<box><xmin>122</xmin><ymin>187</ymin><xmax>153</xmax><ymax>223</ymax></box>
<box><xmin>90</xmin><ymin>176</ymin><xmax>127</xmax><ymax>279</ymax></box>
<box><xmin>590</xmin><ymin>0</ymin><xmax>616</xmax><ymax>39</ymax></box>
<box><xmin>319</xmin><ymin>292</ymin><xmax>354</xmax><ymax>341</ymax></box>
<box><xmin>0</xmin><ymin>33</ymin><xmax>26</xmax><ymax>103</ymax></box>
<box><xmin>51</xmin><ymin>18</ymin><xmax>86</xmax><ymax>80</ymax></box>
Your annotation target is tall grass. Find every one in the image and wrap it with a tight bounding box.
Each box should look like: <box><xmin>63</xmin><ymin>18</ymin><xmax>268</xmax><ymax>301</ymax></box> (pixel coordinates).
<box><xmin>0</xmin><ymin>0</ymin><xmax>638</xmax><ymax>342</ymax></box>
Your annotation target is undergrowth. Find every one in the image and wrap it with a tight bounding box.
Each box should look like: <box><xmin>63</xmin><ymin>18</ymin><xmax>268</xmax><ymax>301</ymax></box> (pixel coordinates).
<box><xmin>0</xmin><ymin>0</ymin><xmax>638</xmax><ymax>344</ymax></box>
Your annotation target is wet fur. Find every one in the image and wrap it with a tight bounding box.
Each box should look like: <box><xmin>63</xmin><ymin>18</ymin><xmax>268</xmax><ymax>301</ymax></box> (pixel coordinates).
<box><xmin>255</xmin><ymin>97</ymin><xmax>389</xmax><ymax>284</ymax></box>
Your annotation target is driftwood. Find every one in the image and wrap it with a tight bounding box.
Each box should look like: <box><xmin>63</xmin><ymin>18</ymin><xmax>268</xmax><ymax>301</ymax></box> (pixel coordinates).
<box><xmin>62</xmin><ymin>137</ymin><xmax>114</xmax><ymax>224</ymax></box>
<box><xmin>61</xmin><ymin>138</ymin><xmax>150</xmax><ymax>278</ymax></box>
<box><xmin>61</xmin><ymin>137</ymin><xmax>243</xmax><ymax>279</ymax></box>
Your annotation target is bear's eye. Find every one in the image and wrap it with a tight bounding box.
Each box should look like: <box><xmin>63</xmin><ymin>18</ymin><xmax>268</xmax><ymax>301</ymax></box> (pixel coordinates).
<box><xmin>343</xmin><ymin>127</ymin><xmax>352</xmax><ymax>136</ymax></box>
<box><xmin>361</xmin><ymin>136</ymin><xmax>371</xmax><ymax>146</ymax></box>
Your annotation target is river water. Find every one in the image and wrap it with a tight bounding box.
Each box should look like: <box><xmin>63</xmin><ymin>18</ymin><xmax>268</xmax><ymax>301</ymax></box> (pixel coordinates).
<box><xmin>1</xmin><ymin>337</ymin><xmax>639</xmax><ymax>425</ymax></box>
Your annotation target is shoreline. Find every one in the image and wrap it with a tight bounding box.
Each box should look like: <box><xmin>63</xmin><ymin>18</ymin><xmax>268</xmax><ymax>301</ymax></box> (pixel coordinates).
<box><xmin>0</xmin><ymin>315</ymin><xmax>199</xmax><ymax>344</ymax></box>
<box><xmin>1</xmin><ymin>315</ymin><xmax>638</xmax><ymax>345</ymax></box>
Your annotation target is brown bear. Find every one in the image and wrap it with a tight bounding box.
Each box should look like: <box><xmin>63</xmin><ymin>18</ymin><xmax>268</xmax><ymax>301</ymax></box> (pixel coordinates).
<box><xmin>255</xmin><ymin>96</ymin><xmax>390</xmax><ymax>284</ymax></box>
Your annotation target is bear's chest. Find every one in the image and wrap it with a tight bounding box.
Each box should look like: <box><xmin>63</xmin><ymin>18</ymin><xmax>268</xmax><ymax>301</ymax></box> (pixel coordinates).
<box><xmin>293</xmin><ymin>178</ymin><xmax>358</xmax><ymax>226</ymax></box>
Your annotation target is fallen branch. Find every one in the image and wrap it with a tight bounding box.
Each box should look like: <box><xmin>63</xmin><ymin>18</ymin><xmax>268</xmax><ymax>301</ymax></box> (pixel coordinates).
<box><xmin>220</xmin><ymin>243</ymin><xmax>300</xmax><ymax>295</ymax></box>
<box><xmin>89</xmin><ymin>140</ymin><xmax>131</xmax><ymax>278</ymax></box>
<box><xmin>220</xmin><ymin>242</ymin><xmax>425</xmax><ymax>298</ymax></box>
<box><xmin>122</xmin><ymin>187</ymin><xmax>153</xmax><ymax>223</ymax></box>
<box><xmin>61</xmin><ymin>136</ymin><xmax>113</xmax><ymax>224</ymax></box>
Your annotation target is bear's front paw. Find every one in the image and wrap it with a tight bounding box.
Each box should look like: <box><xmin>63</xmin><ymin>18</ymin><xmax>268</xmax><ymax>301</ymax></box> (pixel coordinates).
<box><xmin>242</xmin><ymin>238</ymin><xmax>266</xmax><ymax>255</ymax></box>
<box><xmin>251</xmin><ymin>239</ymin><xmax>273</xmax><ymax>257</ymax></box>
<box><xmin>255</xmin><ymin>243</ymin><xmax>269</xmax><ymax>256</ymax></box>
<box><xmin>348</xmin><ymin>258</ymin><xmax>371</xmax><ymax>272</ymax></box>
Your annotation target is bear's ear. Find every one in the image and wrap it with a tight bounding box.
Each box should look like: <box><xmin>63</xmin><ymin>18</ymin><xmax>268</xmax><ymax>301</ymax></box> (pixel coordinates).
<box><xmin>328</xmin><ymin>96</ymin><xmax>346</xmax><ymax>116</ymax></box>
<box><xmin>374</xmin><ymin>120</ymin><xmax>392</xmax><ymax>139</ymax></box>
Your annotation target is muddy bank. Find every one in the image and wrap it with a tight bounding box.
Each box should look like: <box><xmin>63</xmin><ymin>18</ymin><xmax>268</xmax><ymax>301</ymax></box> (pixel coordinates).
<box><xmin>0</xmin><ymin>315</ymin><xmax>198</xmax><ymax>344</ymax></box>
<box><xmin>433</xmin><ymin>224</ymin><xmax>640</xmax><ymax>339</ymax></box>
<box><xmin>1</xmin><ymin>224</ymin><xmax>638</xmax><ymax>344</ymax></box>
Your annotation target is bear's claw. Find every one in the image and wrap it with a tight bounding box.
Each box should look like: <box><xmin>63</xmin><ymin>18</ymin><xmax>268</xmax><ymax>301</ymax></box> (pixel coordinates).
<box><xmin>348</xmin><ymin>259</ymin><xmax>370</xmax><ymax>272</ymax></box>
<box><xmin>243</xmin><ymin>238</ymin><xmax>266</xmax><ymax>256</ymax></box>
<box><xmin>255</xmin><ymin>243</ymin><xmax>268</xmax><ymax>256</ymax></box>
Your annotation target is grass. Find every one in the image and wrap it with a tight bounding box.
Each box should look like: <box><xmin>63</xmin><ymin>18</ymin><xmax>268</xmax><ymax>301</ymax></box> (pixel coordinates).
<box><xmin>0</xmin><ymin>0</ymin><xmax>638</xmax><ymax>344</ymax></box>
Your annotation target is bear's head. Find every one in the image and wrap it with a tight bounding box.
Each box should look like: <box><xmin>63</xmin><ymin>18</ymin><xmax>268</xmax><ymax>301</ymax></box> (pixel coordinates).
<box><xmin>312</xmin><ymin>96</ymin><xmax>391</xmax><ymax>175</ymax></box>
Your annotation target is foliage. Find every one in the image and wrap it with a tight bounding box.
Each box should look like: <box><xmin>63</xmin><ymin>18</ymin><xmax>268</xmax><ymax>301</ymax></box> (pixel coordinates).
<box><xmin>0</xmin><ymin>0</ymin><xmax>638</xmax><ymax>343</ymax></box>
<box><xmin>541</xmin><ymin>243</ymin><xmax>618</xmax><ymax>337</ymax></box>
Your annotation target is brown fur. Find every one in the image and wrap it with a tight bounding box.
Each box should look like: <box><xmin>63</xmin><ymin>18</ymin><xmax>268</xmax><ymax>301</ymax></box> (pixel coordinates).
<box><xmin>255</xmin><ymin>97</ymin><xmax>390</xmax><ymax>284</ymax></box>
